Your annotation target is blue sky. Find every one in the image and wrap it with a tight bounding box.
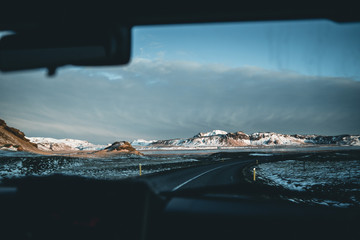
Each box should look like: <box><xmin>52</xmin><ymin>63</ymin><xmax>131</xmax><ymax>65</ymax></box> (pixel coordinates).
<box><xmin>1</xmin><ymin>19</ymin><xmax>360</xmax><ymax>144</ymax></box>
<box><xmin>133</xmin><ymin>20</ymin><xmax>360</xmax><ymax>80</ymax></box>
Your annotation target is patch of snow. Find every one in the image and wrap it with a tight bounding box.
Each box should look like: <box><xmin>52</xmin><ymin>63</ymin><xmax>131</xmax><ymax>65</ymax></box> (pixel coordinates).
<box><xmin>249</xmin><ymin>153</ymin><xmax>273</xmax><ymax>156</ymax></box>
<box><xmin>311</xmin><ymin>199</ymin><xmax>352</xmax><ymax>208</ymax></box>
<box><xmin>0</xmin><ymin>146</ymin><xmax>18</xmax><ymax>151</ymax></box>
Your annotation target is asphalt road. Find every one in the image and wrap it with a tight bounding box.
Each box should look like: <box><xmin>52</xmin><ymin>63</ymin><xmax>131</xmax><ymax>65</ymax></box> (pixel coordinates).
<box><xmin>142</xmin><ymin>158</ymin><xmax>254</xmax><ymax>193</ymax></box>
<box><xmin>139</xmin><ymin>152</ymin><xmax>360</xmax><ymax>240</ymax></box>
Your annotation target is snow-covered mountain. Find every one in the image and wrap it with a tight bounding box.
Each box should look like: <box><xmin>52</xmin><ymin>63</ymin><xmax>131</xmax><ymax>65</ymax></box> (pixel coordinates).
<box><xmin>133</xmin><ymin>130</ymin><xmax>360</xmax><ymax>149</ymax></box>
<box><xmin>131</xmin><ymin>139</ymin><xmax>157</xmax><ymax>147</ymax></box>
<box><xmin>194</xmin><ymin>130</ymin><xmax>228</xmax><ymax>137</ymax></box>
<box><xmin>25</xmin><ymin>130</ymin><xmax>360</xmax><ymax>152</ymax></box>
<box><xmin>27</xmin><ymin>137</ymin><xmax>108</xmax><ymax>151</ymax></box>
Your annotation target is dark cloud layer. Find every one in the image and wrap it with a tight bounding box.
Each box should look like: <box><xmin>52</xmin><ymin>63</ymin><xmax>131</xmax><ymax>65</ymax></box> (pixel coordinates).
<box><xmin>1</xmin><ymin>59</ymin><xmax>359</xmax><ymax>144</ymax></box>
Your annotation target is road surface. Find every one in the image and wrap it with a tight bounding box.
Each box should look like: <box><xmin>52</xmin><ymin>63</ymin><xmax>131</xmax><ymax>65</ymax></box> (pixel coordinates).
<box><xmin>142</xmin><ymin>158</ymin><xmax>254</xmax><ymax>193</ymax></box>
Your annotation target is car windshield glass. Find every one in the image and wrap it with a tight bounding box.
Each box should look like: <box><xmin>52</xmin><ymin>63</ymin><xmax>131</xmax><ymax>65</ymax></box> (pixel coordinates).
<box><xmin>1</xmin><ymin>19</ymin><xmax>360</xmax><ymax>207</ymax></box>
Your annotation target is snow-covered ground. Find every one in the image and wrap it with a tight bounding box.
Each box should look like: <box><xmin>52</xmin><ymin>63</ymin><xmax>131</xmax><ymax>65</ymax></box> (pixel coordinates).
<box><xmin>256</xmin><ymin>158</ymin><xmax>360</xmax><ymax>207</ymax></box>
<box><xmin>0</xmin><ymin>150</ymin><xmax>199</xmax><ymax>181</ymax></box>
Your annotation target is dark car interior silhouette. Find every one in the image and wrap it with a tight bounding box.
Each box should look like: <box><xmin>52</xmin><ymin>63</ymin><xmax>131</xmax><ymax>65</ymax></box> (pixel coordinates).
<box><xmin>1</xmin><ymin>1</ymin><xmax>359</xmax><ymax>239</ymax></box>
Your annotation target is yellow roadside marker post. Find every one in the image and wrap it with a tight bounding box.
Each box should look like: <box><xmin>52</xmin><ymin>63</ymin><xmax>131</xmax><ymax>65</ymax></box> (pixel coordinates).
<box><xmin>253</xmin><ymin>168</ymin><xmax>256</xmax><ymax>181</ymax></box>
<box><xmin>139</xmin><ymin>164</ymin><xmax>142</xmax><ymax>176</ymax></box>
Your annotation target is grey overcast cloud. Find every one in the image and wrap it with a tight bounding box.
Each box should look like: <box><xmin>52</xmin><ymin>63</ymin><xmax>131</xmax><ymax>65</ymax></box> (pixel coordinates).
<box><xmin>1</xmin><ymin>20</ymin><xmax>360</xmax><ymax>144</ymax></box>
<box><xmin>1</xmin><ymin>58</ymin><xmax>359</xmax><ymax>144</ymax></box>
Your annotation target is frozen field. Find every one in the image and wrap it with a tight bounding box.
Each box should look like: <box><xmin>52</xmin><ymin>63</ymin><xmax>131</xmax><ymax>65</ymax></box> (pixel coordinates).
<box><xmin>255</xmin><ymin>151</ymin><xmax>360</xmax><ymax>207</ymax></box>
<box><xmin>0</xmin><ymin>150</ymin><xmax>201</xmax><ymax>181</ymax></box>
<box><xmin>1</xmin><ymin>148</ymin><xmax>360</xmax><ymax>208</ymax></box>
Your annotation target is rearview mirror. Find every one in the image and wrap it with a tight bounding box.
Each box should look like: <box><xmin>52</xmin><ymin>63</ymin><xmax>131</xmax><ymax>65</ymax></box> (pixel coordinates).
<box><xmin>0</xmin><ymin>25</ymin><xmax>131</xmax><ymax>75</ymax></box>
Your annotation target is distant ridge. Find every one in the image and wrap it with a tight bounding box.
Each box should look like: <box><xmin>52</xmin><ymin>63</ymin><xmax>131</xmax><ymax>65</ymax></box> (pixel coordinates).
<box><xmin>0</xmin><ymin>118</ymin><xmax>141</xmax><ymax>156</ymax></box>
<box><xmin>131</xmin><ymin>130</ymin><xmax>360</xmax><ymax>148</ymax></box>
<box><xmin>27</xmin><ymin>137</ymin><xmax>107</xmax><ymax>152</ymax></box>
<box><xmin>2</xmin><ymin>118</ymin><xmax>359</xmax><ymax>153</ymax></box>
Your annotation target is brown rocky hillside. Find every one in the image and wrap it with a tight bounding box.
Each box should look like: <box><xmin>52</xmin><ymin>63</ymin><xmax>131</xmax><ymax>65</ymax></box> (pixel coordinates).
<box><xmin>0</xmin><ymin>118</ymin><xmax>142</xmax><ymax>156</ymax></box>
<box><xmin>94</xmin><ymin>141</ymin><xmax>143</xmax><ymax>156</ymax></box>
<box><xmin>0</xmin><ymin>119</ymin><xmax>41</xmax><ymax>153</ymax></box>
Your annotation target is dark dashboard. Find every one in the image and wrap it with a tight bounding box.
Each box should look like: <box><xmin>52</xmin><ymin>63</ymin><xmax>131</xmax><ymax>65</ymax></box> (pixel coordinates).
<box><xmin>1</xmin><ymin>174</ymin><xmax>359</xmax><ymax>240</ymax></box>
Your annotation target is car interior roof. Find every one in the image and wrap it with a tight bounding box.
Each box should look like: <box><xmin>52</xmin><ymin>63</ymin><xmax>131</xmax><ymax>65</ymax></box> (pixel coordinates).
<box><xmin>1</xmin><ymin>0</ymin><xmax>359</xmax><ymax>32</ymax></box>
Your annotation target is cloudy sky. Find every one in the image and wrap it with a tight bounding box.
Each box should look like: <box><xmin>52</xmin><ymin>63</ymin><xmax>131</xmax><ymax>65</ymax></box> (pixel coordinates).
<box><xmin>1</xmin><ymin>19</ymin><xmax>360</xmax><ymax>144</ymax></box>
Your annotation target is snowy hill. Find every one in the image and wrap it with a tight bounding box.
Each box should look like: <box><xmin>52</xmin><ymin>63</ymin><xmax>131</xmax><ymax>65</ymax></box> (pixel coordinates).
<box><xmin>27</xmin><ymin>137</ymin><xmax>108</xmax><ymax>151</ymax></box>
<box><xmin>131</xmin><ymin>139</ymin><xmax>157</xmax><ymax>146</ymax></box>
<box><xmin>24</xmin><ymin>130</ymin><xmax>360</xmax><ymax>152</ymax></box>
<box><xmin>194</xmin><ymin>130</ymin><xmax>228</xmax><ymax>138</ymax></box>
<box><xmin>134</xmin><ymin>130</ymin><xmax>360</xmax><ymax>149</ymax></box>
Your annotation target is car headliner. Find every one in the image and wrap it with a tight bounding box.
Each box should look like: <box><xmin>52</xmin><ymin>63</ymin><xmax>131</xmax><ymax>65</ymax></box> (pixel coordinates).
<box><xmin>1</xmin><ymin>0</ymin><xmax>359</xmax><ymax>32</ymax></box>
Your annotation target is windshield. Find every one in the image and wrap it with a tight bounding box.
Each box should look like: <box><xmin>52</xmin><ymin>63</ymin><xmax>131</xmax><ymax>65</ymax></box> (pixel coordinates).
<box><xmin>1</xmin><ymin>19</ymin><xmax>360</xmax><ymax>208</ymax></box>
